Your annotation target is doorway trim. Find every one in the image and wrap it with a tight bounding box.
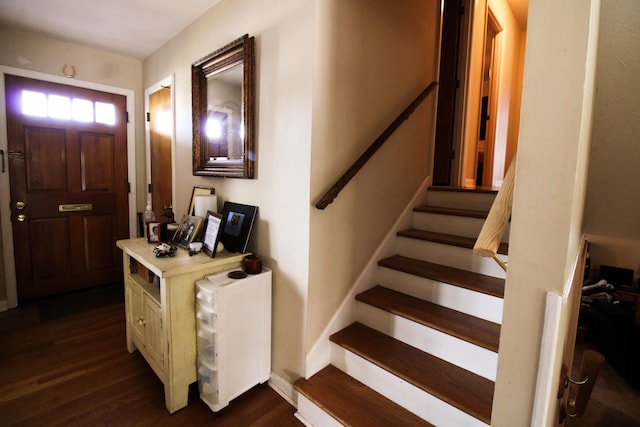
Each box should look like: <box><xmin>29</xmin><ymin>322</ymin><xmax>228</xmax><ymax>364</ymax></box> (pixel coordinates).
<box><xmin>478</xmin><ymin>7</ymin><xmax>504</xmax><ymax>188</ymax></box>
<box><xmin>0</xmin><ymin>65</ymin><xmax>137</xmax><ymax>309</ymax></box>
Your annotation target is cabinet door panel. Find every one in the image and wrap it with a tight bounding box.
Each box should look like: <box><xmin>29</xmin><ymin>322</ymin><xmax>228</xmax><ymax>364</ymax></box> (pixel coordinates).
<box><xmin>144</xmin><ymin>298</ymin><xmax>164</xmax><ymax>366</ymax></box>
<box><xmin>127</xmin><ymin>280</ymin><xmax>145</xmax><ymax>344</ymax></box>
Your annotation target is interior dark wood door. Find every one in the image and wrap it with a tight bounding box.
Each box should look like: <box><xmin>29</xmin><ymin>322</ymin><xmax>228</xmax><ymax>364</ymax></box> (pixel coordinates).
<box><xmin>5</xmin><ymin>75</ymin><xmax>129</xmax><ymax>301</ymax></box>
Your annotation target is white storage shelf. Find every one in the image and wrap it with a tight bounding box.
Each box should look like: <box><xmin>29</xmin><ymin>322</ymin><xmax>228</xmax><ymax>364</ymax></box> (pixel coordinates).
<box><xmin>196</xmin><ymin>267</ymin><xmax>272</xmax><ymax>413</ymax></box>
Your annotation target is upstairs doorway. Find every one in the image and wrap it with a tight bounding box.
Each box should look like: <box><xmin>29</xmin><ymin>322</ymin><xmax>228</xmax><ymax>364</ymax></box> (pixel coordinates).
<box><xmin>433</xmin><ymin>0</ymin><xmax>527</xmax><ymax>188</ymax></box>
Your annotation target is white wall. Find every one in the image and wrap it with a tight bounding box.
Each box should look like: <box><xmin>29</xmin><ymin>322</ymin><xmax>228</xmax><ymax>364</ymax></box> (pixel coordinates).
<box><xmin>583</xmin><ymin>0</ymin><xmax>640</xmax><ymax>285</ymax></box>
<box><xmin>584</xmin><ymin>0</ymin><xmax>640</xmax><ymax>240</ymax></box>
<box><xmin>492</xmin><ymin>0</ymin><xmax>601</xmax><ymax>424</ymax></box>
<box><xmin>307</xmin><ymin>0</ymin><xmax>441</xmax><ymax>352</ymax></box>
<box><xmin>586</xmin><ymin>234</ymin><xmax>640</xmax><ymax>285</ymax></box>
<box><xmin>142</xmin><ymin>0</ymin><xmax>315</xmax><ymax>385</ymax></box>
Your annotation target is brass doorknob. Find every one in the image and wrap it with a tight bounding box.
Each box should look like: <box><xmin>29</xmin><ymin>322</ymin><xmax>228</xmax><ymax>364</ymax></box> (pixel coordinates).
<box><xmin>15</xmin><ymin>201</ymin><xmax>25</xmax><ymax>210</ymax></box>
<box><xmin>17</xmin><ymin>214</ymin><xmax>26</xmax><ymax>222</ymax></box>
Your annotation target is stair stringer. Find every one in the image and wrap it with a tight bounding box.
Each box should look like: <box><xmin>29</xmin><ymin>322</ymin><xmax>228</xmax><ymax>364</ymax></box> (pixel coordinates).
<box><xmin>303</xmin><ymin>176</ymin><xmax>432</xmax><ymax>379</ymax></box>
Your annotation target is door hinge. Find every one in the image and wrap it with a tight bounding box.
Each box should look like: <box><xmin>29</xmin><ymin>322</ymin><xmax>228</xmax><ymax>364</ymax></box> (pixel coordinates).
<box><xmin>146</xmin><ymin>112</ymin><xmax>150</xmax><ymax>122</ymax></box>
<box><xmin>127</xmin><ymin>182</ymin><xmax>131</xmax><ymax>193</ymax></box>
<box><xmin>148</xmin><ymin>183</ymin><xmax>152</xmax><ymax>193</ymax></box>
<box><xmin>126</xmin><ymin>111</ymin><xmax>129</xmax><ymax>123</ymax></box>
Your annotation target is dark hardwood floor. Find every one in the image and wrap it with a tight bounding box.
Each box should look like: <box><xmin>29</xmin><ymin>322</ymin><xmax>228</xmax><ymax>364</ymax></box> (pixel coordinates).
<box><xmin>0</xmin><ymin>285</ymin><xmax>303</xmax><ymax>426</ymax></box>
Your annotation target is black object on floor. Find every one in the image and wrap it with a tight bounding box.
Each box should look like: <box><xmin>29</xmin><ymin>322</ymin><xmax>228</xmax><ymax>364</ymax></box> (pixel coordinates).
<box><xmin>37</xmin><ymin>283</ymin><xmax>124</xmax><ymax>321</ymax></box>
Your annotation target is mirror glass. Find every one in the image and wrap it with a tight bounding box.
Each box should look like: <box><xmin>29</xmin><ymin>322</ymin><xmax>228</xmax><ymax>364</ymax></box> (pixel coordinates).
<box><xmin>192</xmin><ymin>34</ymin><xmax>255</xmax><ymax>178</ymax></box>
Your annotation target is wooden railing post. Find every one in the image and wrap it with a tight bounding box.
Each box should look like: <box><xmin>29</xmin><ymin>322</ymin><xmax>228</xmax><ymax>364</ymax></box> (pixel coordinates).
<box><xmin>473</xmin><ymin>160</ymin><xmax>516</xmax><ymax>270</ymax></box>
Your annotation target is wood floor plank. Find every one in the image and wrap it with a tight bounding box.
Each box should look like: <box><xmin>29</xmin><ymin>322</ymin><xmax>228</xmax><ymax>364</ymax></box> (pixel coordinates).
<box><xmin>0</xmin><ymin>288</ymin><xmax>302</xmax><ymax>427</ymax></box>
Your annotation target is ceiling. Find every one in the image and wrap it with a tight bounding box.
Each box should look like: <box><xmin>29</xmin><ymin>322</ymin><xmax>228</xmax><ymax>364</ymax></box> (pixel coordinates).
<box><xmin>0</xmin><ymin>0</ymin><xmax>222</xmax><ymax>59</ymax></box>
<box><xmin>0</xmin><ymin>0</ymin><xmax>528</xmax><ymax>61</ymax></box>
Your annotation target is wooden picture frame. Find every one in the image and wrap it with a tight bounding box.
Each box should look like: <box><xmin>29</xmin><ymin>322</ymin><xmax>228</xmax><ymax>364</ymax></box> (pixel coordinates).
<box><xmin>188</xmin><ymin>186</ymin><xmax>215</xmax><ymax>216</ymax></box>
<box><xmin>147</xmin><ymin>221</ymin><xmax>161</xmax><ymax>243</ymax></box>
<box><xmin>219</xmin><ymin>202</ymin><xmax>257</xmax><ymax>253</ymax></box>
<box><xmin>171</xmin><ymin>215</ymin><xmax>203</xmax><ymax>249</ymax></box>
<box><xmin>202</xmin><ymin>211</ymin><xmax>223</xmax><ymax>258</ymax></box>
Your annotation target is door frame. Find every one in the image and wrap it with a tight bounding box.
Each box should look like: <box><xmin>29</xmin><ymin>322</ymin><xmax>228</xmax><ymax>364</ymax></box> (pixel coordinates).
<box><xmin>0</xmin><ymin>65</ymin><xmax>137</xmax><ymax>309</ymax></box>
<box><xmin>144</xmin><ymin>75</ymin><xmax>176</xmax><ymax>219</ymax></box>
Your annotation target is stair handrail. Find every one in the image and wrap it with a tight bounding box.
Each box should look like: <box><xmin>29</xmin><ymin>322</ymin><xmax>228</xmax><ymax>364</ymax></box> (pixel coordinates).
<box><xmin>315</xmin><ymin>81</ymin><xmax>438</xmax><ymax>210</ymax></box>
<box><xmin>473</xmin><ymin>160</ymin><xmax>516</xmax><ymax>271</ymax></box>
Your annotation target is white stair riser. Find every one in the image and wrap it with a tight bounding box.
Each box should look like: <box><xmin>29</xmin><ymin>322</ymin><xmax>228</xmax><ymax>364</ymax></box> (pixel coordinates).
<box><xmin>425</xmin><ymin>191</ymin><xmax>496</xmax><ymax>211</ymax></box>
<box><xmin>377</xmin><ymin>267</ymin><xmax>503</xmax><ymax>324</ymax></box>
<box><xmin>295</xmin><ymin>394</ymin><xmax>342</xmax><ymax>427</ymax></box>
<box><xmin>395</xmin><ymin>238</ymin><xmax>507</xmax><ymax>279</ymax></box>
<box><xmin>357</xmin><ymin>303</ymin><xmax>498</xmax><ymax>381</ymax></box>
<box><xmin>331</xmin><ymin>345</ymin><xmax>490</xmax><ymax>427</ymax></box>
<box><xmin>413</xmin><ymin>212</ymin><xmax>511</xmax><ymax>241</ymax></box>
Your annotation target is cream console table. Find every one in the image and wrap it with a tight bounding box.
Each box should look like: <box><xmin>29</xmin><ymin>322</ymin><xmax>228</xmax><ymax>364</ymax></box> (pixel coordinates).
<box><xmin>116</xmin><ymin>238</ymin><xmax>246</xmax><ymax>413</ymax></box>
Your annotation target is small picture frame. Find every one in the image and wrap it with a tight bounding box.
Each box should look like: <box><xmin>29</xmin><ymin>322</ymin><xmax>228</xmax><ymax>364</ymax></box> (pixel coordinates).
<box><xmin>147</xmin><ymin>221</ymin><xmax>161</xmax><ymax>243</ymax></box>
<box><xmin>171</xmin><ymin>215</ymin><xmax>203</xmax><ymax>249</ymax></box>
<box><xmin>188</xmin><ymin>186</ymin><xmax>215</xmax><ymax>216</ymax></box>
<box><xmin>219</xmin><ymin>202</ymin><xmax>258</xmax><ymax>253</ymax></box>
<box><xmin>202</xmin><ymin>211</ymin><xmax>223</xmax><ymax>258</ymax></box>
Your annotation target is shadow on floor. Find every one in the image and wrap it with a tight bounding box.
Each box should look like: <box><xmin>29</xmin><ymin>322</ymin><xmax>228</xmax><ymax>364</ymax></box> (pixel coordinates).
<box><xmin>36</xmin><ymin>283</ymin><xmax>124</xmax><ymax>321</ymax></box>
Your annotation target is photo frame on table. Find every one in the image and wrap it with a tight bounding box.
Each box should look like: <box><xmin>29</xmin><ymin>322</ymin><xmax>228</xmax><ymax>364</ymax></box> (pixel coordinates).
<box><xmin>188</xmin><ymin>186</ymin><xmax>215</xmax><ymax>216</ymax></box>
<box><xmin>202</xmin><ymin>211</ymin><xmax>223</xmax><ymax>257</ymax></box>
<box><xmin>219</xmin><ymin>202</ymin><xmax>258</xmax><ymax>253</ymax></box>
<box><xmin>147</xmin><ymin>221</ymin><xmax>161</xmax><ymax>243</ymax></box>
<box><xmin>171</xmin><ymin>215</ymin><xmax>203</xmax><ymax>249</ymax></box>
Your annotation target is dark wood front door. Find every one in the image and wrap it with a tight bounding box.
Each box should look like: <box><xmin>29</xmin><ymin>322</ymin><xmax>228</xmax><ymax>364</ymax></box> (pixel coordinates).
<box><xmin>5</xmin><ymin>75</ymin><xmax>129</xmax><ymax>301</ymax></box>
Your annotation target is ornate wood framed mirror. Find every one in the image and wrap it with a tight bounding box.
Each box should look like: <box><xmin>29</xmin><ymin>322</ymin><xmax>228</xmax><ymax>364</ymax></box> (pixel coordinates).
<box><xmin>192</xmin><ymin>34</ymin><xmax>255</xmax><ymax>178</ymax></box>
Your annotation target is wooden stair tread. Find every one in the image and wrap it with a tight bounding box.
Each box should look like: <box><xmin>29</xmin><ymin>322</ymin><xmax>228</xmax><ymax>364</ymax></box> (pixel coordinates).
<box><xmin>428</xmin><ymin>185</ymin><xmax>498</xmax><ymax>194</ymax></box>
<box><xmin>295</xmin><ymin>365</ymin><xmax>434</xmax><ymax>427</ymax></box>
<box><xmin>414</xmin><ymin>205</ymin><xmax>489</xmax><ymax>219</ymax></box>
<box><xmin>331</xmin><ymin>323</ymin><xmax>494</xmax><ymax>424</ymax></box>
<box><xmin>398</xmin><ymin>228</ymin><xmax>509</xmax><ymax>255</ymax></box>
<box><xmin>357</xmin><ymin>285</ymin><xmax>500</xmax><ymax>352</ymax></box>
<box><xmin>379</xmin><ymin>254</ymin><xmax>505</xmax><ymax>298</ymax></box>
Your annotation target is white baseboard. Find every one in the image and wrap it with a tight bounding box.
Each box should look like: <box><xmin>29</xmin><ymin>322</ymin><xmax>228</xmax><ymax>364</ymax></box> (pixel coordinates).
<box><xmin>269</xmin><ymin>371</ymin><xmax>298</xmax><ymax>408</ymax></box>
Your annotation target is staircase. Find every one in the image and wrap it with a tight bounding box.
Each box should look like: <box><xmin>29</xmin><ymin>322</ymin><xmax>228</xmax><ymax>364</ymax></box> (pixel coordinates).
<box><xmin>295</xmin><ymin>187</ymin><xmax>509</xmax><ymax>426</ymax></box>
